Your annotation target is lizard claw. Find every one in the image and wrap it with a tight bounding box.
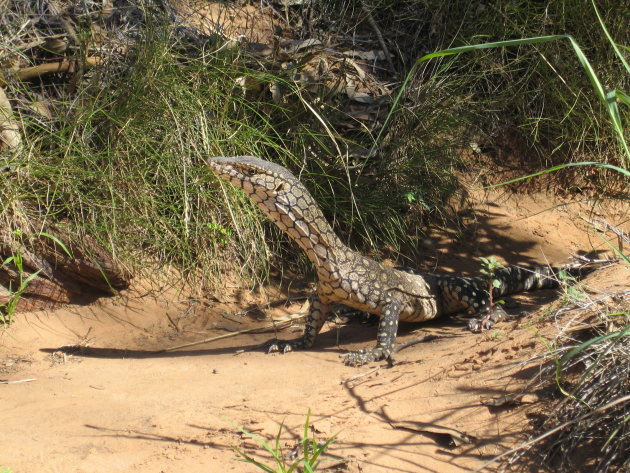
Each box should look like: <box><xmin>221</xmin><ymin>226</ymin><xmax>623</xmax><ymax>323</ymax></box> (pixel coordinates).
<box><xmin>267</xmin><ymin>339</ymin><xmax>304</xmax><ymax>354</ymax></box>
<box><xmin>467</xmin><ymin>305</ymin><xmax>510</xmax><ymax>332</ymax></box>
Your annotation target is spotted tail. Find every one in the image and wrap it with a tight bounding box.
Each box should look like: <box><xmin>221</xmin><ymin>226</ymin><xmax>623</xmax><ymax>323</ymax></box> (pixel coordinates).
<box><xmin>492</xmin><ymin>265</ymin><xmax>579</xmax><ymax>297</ymax></box>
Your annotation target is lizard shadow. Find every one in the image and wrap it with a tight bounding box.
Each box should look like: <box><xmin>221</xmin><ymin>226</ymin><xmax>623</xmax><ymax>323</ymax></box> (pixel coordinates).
<box><xmin>38</xmin><ymin>285</ymin><xmax>562</xmax><ymax>361</ymax></box>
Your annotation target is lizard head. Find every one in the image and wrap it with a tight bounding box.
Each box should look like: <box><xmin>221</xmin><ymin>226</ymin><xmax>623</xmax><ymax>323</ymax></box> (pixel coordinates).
<box><xmin>207</xmin><ymin>156</ymin><xmax>300</xmax><ymax>199</ymax></box>
<box><xmin>207</xmin><ymin>155</ymin><xmax>343</xmax><ymax>261</ymax></box>
<box><xmin>207</xmin><ymin>155</ymin><xmax>317</xmax><ymax>220</ymax></box>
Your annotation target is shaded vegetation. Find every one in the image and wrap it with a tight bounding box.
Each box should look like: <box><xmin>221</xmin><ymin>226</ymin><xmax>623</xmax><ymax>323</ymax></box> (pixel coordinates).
<box><xmin>501</xmin><ymin>301</ymin><xmax>629</xmax><ymax>473</ymax></box>
<box><xmin>323</xmin><ymin>0</ymin><xmax>629</xmax><ymax>170</ymax></box>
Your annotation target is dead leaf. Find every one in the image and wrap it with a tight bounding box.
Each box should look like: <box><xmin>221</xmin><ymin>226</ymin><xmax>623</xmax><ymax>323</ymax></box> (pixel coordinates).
<box><xmin>0</xmin><ymin>86</ymin><xmax>22</xmax><ymax>152</ymax></box>
<box><xmin>342</xmin><ymin>50</ymin><xmax>387</xmax><ymax>61</ymax></box>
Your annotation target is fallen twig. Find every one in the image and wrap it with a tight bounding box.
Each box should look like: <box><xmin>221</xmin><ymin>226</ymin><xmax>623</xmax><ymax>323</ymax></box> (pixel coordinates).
<box><xmin>159</xmin><ymin>312</ymin><xmax>307</xmax><ymax>352</ymax></box>
<box><xmin>394</xmin><ymin>335</ymin><xmax>438</xmax><ymax>353</ymax></box>
<box><xmin>0</xmin><ymin>378</ymin><xmax>37</xmax><ymax>384</ymax></box>
<box><xmin>361</xmin><ymin>0</ymin><xmax>395</xmax><ymax>73</ymax></box>
<box><xmin>588</xmin><ymin>217</ymin><xmax>630</xmax><ymax>244</ymax></box>
<box><xmin>9</xmin><ymin>56</ymin><xmax>103</xmax><ymax>82</ymax></box>
<box><xmin>341</xmin><ymin>366</ymin><xmax>379</xmax><ymax>384</ymax></box>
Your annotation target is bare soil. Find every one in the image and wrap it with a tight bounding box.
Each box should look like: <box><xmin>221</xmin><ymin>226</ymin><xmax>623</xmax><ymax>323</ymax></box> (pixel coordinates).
<box><xmin>1</xmin><ymin>188</ymin><xmax>628</xmax><ymax>473</ymax></box>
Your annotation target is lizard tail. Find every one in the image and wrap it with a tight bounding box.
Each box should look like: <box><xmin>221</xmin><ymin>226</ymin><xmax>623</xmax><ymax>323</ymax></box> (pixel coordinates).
<box><xmin>492</xmin><ymin>264</ymin><xmax>596</xmax><ymax>297</ymax></box>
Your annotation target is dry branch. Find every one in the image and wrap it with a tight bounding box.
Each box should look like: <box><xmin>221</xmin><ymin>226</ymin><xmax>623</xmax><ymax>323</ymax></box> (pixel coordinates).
<box><xmin>9</xmin><ymin>57</ymin><xmax>103</xmax><ymax>82</ymax></box>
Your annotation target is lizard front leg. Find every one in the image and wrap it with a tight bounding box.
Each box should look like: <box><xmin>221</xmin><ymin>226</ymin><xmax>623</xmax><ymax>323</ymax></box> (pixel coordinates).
<box><xmin>268</xmin><ymin>295</ymin><xmax>331</xmax><ymax>353</ymax></box>
<box><xmin>343</xmin><ymin>299</ymin><xmax>402</xmax><ymax>367</ymax></box>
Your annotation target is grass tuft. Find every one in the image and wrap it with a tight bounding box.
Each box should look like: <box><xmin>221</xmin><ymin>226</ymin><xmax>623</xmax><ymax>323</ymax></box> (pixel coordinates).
<box><xmin>232</xmin><ymin>410</ymin><xmax>339</xmax><ymax>473</ymax></box>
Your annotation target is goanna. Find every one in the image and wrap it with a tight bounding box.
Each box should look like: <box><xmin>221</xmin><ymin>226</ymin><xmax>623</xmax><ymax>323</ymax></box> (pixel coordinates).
<box><xmin>208</xmin><ymin>156</ymin><xmax>572</xmax><ymax>366</ymax></box>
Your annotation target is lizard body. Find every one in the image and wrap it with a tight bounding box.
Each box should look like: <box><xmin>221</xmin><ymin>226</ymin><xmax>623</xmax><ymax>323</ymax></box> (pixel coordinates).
<box><xmin>208</xmin><ymin>156</ymin><xmax>567</xmax><ymax>365</ymax></box>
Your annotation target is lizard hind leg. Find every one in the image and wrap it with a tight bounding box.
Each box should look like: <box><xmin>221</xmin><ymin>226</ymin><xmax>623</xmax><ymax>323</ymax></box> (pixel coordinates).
<box><xmin>343</xmin><ymin>299</ymin><xmax>402</xmax><ymax>367</ymax></box>
<box><xmin>268</xmin><ymin>296</ymin><xmax>331</xmax><ymax>353</ymax></box>
<box><xmin>439</xmin><ymin>277</ymin><xmax>507</xmax><ymax>332</ymax></box>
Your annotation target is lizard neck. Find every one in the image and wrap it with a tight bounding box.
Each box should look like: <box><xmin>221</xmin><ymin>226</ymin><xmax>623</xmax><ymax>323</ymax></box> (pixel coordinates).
<box><xmin>248</xmin><ymin>190</ymin><xmax>355</xmax><ymax>275</ymax></box>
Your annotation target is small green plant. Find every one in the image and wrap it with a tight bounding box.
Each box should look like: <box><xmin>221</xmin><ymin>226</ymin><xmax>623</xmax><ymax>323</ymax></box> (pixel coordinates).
<box><xmin>539</xmin><ymin>306</ymin><xmax>557</xmax><ymax>319</ymax></box>
<box><xmin>404</xmin><ymin>192</ymin><xmax>416</xmax><ymax>203</ymax></box>
<box><xmin>0</xmin><ymin>253</ymin><xmax>40</xmax><ymax>325</ymax></box>
<box><xmin>232</xmin><ymin>410</ymin><xmax>338</xmax><ymax>473</ymax></box>
<box><xmin>478</xmin><ymin>256</ymin><xmax>506</xmax><ymax>314</ymax></box>
<box><xmin>403</xmin><ymin>191</ymin><xmax>431</xmax><ymax>211</ymax></box>
<box><xmin>556</xmin><ymin>269</ymin><xmax>588</xmax><ymax>304</ymax></box>
<box><xmin>1</xmin><ymin>230</ymin><xmax>72</xmax><ymax>325</ymax></box>
<box><xmin>486</xmin><ymin>329</ymin><xmax>504</xmax><ymax>340</ymax></box>
<box><xmin>0</xmin><ymin>467</ymin><xmax>13</xmax><ymax>473</ymax></box>
<box><xmin>206</xmin><ymin>223</ymin><xmax>233</xmax><ymax>245</ymax></box>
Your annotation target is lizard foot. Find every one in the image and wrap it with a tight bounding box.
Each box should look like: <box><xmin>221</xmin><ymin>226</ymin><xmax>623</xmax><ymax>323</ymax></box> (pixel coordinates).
<box><xmin>467</xmin><ymin>306</ymin><xmax>504</xmax><ymax>332</ymax></box>
<box><xmin>467</xmin><ymin>314</ymin><xmax>496</xmax><ymax>332</ymax></box>
<box><xmin>467</xmin><ymin>305</ymin><xmax>526</xmax><ymax>332</ymax></box>
<box><xmin>342</xmin><ymin>347</ymin><xmax>394</xmax><ymax>367</ymax></box>
<box><xmin>267</xmin><ymin>338</ymin><xmax>306</xmax><ymax>354</ymax></box>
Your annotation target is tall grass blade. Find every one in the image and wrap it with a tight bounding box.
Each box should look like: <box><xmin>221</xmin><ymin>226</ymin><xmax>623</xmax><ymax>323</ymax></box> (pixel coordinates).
<box><xmin>591</xmin><ymin>0</ymin><xmax>630</xmax><ymax>75</ymax></box>
<box><xmin>377</xmin><ymin>33</ymin><xmax>629</xmax><ymax>166</ymax></box>
<box><xmin>482</xmin><ymin>161</ymin><xmax>629</xmax><ymax>189</ymax></box>
<box><xmin>232</xmin><ymin>446</ymin><xmax>277</xmax><ymax>473</ymax></box>
<box><xmin>36</xmin><ymin>232</ymin><xmax>73</xmax><ymax>258</ymax></box>
<box><xmin>559</xmin><ymin>328</ymin><xmax>630</xmax><ymax>376</ymax></box>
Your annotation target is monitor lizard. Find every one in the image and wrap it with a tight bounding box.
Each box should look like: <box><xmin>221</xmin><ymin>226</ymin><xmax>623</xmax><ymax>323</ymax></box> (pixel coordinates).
<box><xmin>208</xmin><ymin>156</ymin><xmax>579</xmax><ymax>366</ymax></box>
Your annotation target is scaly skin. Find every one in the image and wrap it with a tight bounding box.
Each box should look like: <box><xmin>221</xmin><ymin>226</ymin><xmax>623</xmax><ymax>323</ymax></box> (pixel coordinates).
<box><xmin>208</xmin><ymin>156</ymin><xmax>564</xmax><ymax>366</ymax></box>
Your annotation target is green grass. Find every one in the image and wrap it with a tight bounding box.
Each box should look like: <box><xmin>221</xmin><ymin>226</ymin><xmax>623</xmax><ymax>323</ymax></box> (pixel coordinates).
<box><xmin>3</xmin><ymin>17</ymin><xmax>299</xmax><ymax>285</ymax></box>
<box><xmin>1</xmin><ymin>1</ymin><xmax>627</xmax><ymax>296</ymax></box>
<box><xmin>0</xmin><ymin>4</ymin><xmax>468</xmax><ymax>289</ymax></box>
<box><xmin>0</xmin><ymin>231</ymin><xmax>71</xmax><ymax>324</ymax></box>
<box><xmin>0</xmin><ymin>251</ymin><xmax>40</xmax><ymax>325</ymax></box>
<box><xmin>0</xmin><ymin>16</ymin><xmax>393</xmax><ymax>285</ymax></box>
<box><xmin>325</xmin><ymin>0</ymin><xmax>628</xmax><ymax>171</ymax></box>
<box><xmin>383</xmin><ymin>32</ymin><xmax>629</xmax><ymax>165</ymax></box>
<box><xmin>232</xmin><ymin>410</ymin><xmax>338</xmax><ymax>473</ymax></box>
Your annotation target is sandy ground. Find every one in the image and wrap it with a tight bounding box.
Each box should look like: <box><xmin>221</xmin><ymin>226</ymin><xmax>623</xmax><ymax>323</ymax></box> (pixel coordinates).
<box><xmin>1</xmin><ymin>189</ymin><xmax>628</xmax><ymax>473</ymax></box>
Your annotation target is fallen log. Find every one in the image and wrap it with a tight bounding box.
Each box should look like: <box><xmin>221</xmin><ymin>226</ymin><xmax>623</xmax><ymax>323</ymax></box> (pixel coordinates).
<box><xmin>0</xmin><ymin>225</ymin><xmax>130</xmax><ymax>312</ymax></box>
